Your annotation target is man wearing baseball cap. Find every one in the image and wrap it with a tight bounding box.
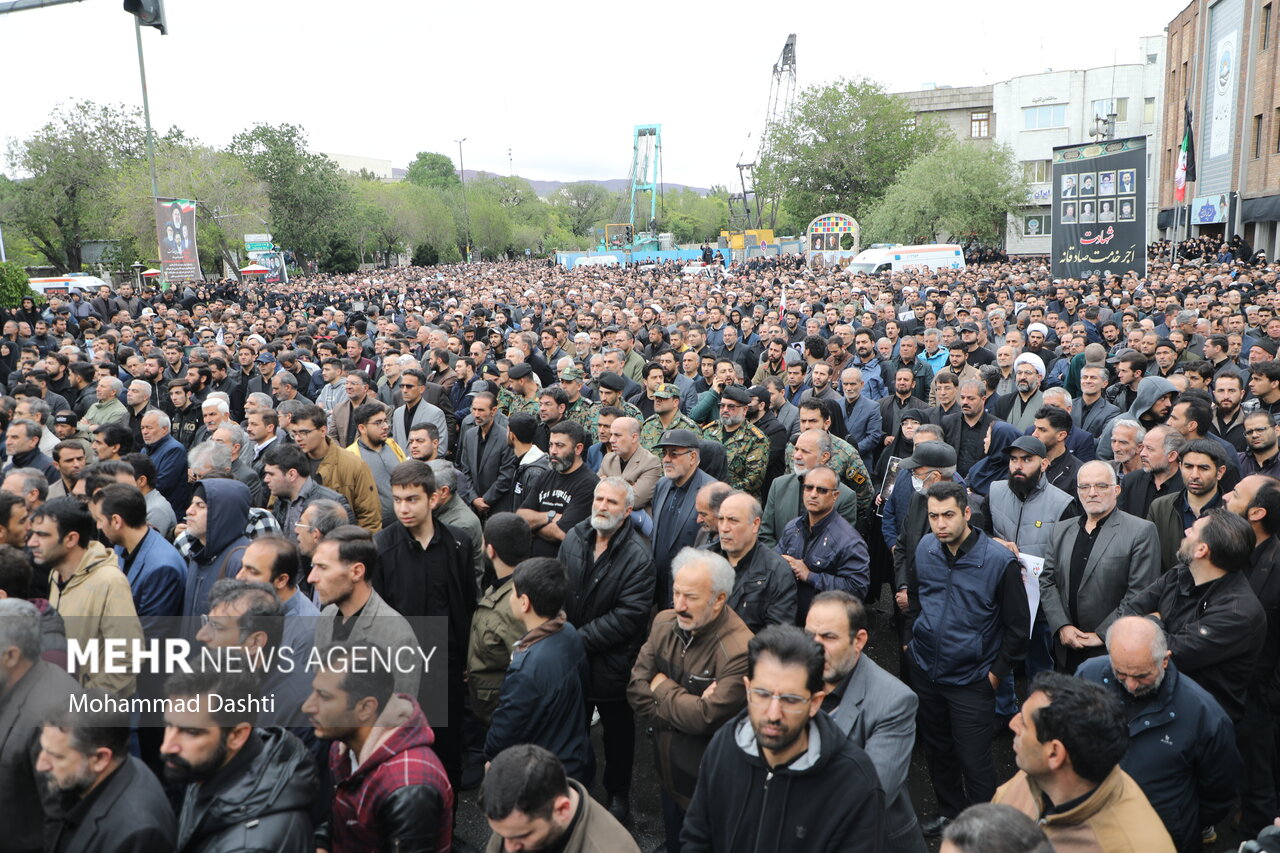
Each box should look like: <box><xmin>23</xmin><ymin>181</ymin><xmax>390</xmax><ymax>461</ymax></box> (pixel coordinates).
<box><xmin>639</xmin><ymin>383</ymin><xmax>698</xmax><ymax>452</ymax></box>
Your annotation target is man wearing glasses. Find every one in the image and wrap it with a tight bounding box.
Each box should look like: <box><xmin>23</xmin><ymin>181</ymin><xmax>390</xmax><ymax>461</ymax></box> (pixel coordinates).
<box><xmin>649</xmin><ymin>430</ymin><xmax>715</xmax><ymax>607</ymax></box>
<box><xmin>681</xmin><ymin>624</ymin><xmax>887</xmax><ymax>851</ymax></box>
<box><xmin>775</xmin><ymin>465</ymin><xmax>869</xmax><ymax>622</ymax></box>
<box><xmin>1037</xmin><ymin>460</ymin><xmax>1161</xmax><ymax>674</ymax></box>
<box><xmin>390</xmin><ymin>367</ymin><xmax>449</xmax><ymax>457</ymax></box>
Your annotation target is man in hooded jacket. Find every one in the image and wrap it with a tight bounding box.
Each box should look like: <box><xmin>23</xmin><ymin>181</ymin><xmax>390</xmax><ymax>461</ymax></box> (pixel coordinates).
<box><xmin>1096</xmin><ymin>376</ymin><xmax>1178</xmax><ymax>463</ymax></box>
<box><xmin>178</xmin><ymin>479</ymin><xmax>250</xmax><ymax>640</ymax></box>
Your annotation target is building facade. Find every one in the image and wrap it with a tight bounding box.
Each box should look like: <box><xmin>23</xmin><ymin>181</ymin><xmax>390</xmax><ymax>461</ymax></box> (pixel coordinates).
<box><xmin>1161</xmin><ymin>0</ymin><xmax>1280</xmax><ymax>258</ymax></box>
<box><xmin>993</xmin><ymin>36</ymin><xmax>1166</xmax><ymax>256</ymax></box>
<box><xmin>895</xmin><ymin>85</ymin><xmax>995</xmax><ymax>147</ymax></box>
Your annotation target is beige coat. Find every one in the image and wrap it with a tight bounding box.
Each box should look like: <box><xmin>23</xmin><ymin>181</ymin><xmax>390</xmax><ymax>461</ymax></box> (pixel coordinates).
<box><xmin>48</xmin><ymin>541</ymin><xmax>143</xmax><ymax>697</ymax></box>
<box><xmin>598</xmin><ymin>445</ymin><xmax>662</xmax><ymax>510</ymax></box>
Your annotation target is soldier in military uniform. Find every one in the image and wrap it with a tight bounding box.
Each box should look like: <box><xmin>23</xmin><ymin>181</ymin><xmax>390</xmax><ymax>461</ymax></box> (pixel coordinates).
<box><xmin>557</xmin><ymin>366</ymin><xmax>598</xmax><ymax>432</ymax></box>
<box><xmin>701</xmin><ymin>384</ymin><xmax>769</xmax><ymax>500</ymax></box>
<box><xmin>640</xmin><ymin>382</ymin><xmax>699</xmax><ymax>451</ymax></box>
<box><xmin>785</xmin><ymin>398</ymin><xmax>874</xmax><ymax>524</ymax></box>
<box><xmin>501</xmin><ymin>361</ymin><xmax>540</xmax><ymax>419</ymax></box>
<box><xmin>593</xmin><ymin>368</ymin><xmax>645</xmax><ymax>427</ymax></box>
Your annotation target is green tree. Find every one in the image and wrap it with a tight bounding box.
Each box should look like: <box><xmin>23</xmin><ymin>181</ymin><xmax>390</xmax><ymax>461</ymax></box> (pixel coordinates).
<box><xmin>405</xmin><ymin>152</ymin><xmax>460</xmax><ymax>190</ymax></box>
<box><xmin>110</xmin><ymin>140</ymin><xmax>269</xmax><ymax>279</ymax></box>
<box><xmin>317</xmin><ymin>236</ymin><xmax>360</xmax><ymax>274</ymax></box>
<box><xmin>2</xmin><ymin>101</ymin><xmax>148</xmax><ymax>273</ymax></box>
<box><xmin>551</xmin><ymin>182</ymin><xmax>612</xmax><ymax>236</ymax></box>
<box><xmin>469</xmin><ymin>197</ymin><xmax>512</xmax><ymax>259</ymax></box>
<box><xmin>228</xmin><ymin>124</ymin><xmax>351</xmax><ymax>264</ymax></box>
<box><xmin>862</xmin><ymin>141</ymin><xmax>1029</xmax><ymax>246</ymax></box>
<box><xmin>756</xmin><ymin>78</ymin><xmax>949</xmax><ymax>226</ymax></box>
<box><xmin>0</xmin><ymin>261</ymin><xmax>37</xmax><ymax>307</ymax></box>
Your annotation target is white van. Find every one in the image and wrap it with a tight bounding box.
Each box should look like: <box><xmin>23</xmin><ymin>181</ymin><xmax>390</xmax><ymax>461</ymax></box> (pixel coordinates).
<box><xmin>26</xmin><ymin>275</ymin><xmax>112</xmax><ymax>298</ymax></box>
<box><xmin>847</xmin><ymin>244</ymin><xmax>966</xmax><ymax>275</ymax></box>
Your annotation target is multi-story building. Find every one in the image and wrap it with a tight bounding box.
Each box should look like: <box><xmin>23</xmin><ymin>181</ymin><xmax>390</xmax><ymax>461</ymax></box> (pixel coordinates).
<box><xmin>1161</xmin><ymin>0</ymin><xmax>1280</xmax><ymax>257</ymax></box>
<box><xmin>895</xmin><ymin>85</ymin><xmax>995</xmax><ymax>147</ymax></box>
<box><xmin>993</xmin><ymin>35</ymin><xmax>1167</xmax><ymax>256</ymax></box>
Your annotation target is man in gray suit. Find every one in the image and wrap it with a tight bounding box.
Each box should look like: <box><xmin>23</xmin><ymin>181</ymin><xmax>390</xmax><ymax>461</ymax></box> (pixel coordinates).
<box><xmin>457</xmin><ymin>391</ymin><xmax>515</xmax><ymax>518</ymax></box>
<box><xmin>650</xmin><ymin>430</ymin><xmax>716</xmax><ymax>607</ymax></box>
<box><xmin>760</xmin><ymin>428</ymin><xmax>858</xmax><ymax>546</ymax></box>
<box><xmin>806</xmin><ymin>591</ymin><xmax>927</xmax><ymax>852</ymax></box>
<box><xmin>1072</xmin><ymin>364</ymin><xmax>1122</xmax><ymax>439</ymax></box>
<box><xmin>1038</xmin><ymin>460</ymin><xmax>1161</xmax><ymax>673</ymax></box>
<box><xmin>392</xmin><ymin>368</ymin><xmax>449</xmax><ymax>457</ymax></box>
<box><xmin>307</xmin><ymin>526</ymin><xmax>422</xmax><ymax>697</ymax></box>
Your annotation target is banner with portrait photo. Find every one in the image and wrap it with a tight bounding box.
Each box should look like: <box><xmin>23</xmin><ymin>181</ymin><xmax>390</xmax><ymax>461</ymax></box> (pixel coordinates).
<box><xmin>1051</xmin><ymin>137</ymin><xmax>1146</xmax><ymax>279</ymax></box>
<box><xmin>155</xmin><ymin>198</ymin><xmax>204</xmax><ymax>282</ymax></box>
<box><xmin>247</xmin><ymin>249</ymin><xmax>287</xmax><ymax>284</ymax></box>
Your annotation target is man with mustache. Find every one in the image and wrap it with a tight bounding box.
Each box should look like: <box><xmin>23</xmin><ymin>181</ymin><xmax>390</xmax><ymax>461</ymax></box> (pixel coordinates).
<box><xmin>558</xmin><ymin>478</ymin><xmax>655</xmax><ymax>824</ymax></box>
<box><xmin>1077</xmin><ymin>617</ymin><xmax>1239</xmax><ymax>852</ymax></box>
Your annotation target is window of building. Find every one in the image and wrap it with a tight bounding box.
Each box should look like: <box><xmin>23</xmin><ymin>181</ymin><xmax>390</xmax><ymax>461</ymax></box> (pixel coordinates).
<box><xmin>1144</xmin><ymin>97</ymin><xmax>1156</xmax><ymax>124</ymax></box>
<box><xmin>1263</xmin><ymin>4</ymin><xmax>1272</xmax><ymax>50</ymax></box>
<box><xmin>970</xmin><ymin>111</ymin><xmax>990</xmax><ymax>138</ymax></box>
<box><xmin>1024</xmin><ymin>214</ymin><xmax>1051</xmax><ymax>237</ymax></box>
<box><xmin>1255</xmin><ymin>114</ymin><xmax>1265</xmax><ymax>158</ymax></box>
<box><xmin>1021</xmin><ymin>160</ymin><xmax>1052</xmax><ymax>183</ymax></box>
<box><xmin>1147</xmin><ymin>53</ymin><xmax>1159</xmax><ymax>64</ymax></box>
<box><xmin>1091</xmin><ymin>98</ymin><xmax>1129</xmax><ymax>122</ymax></box>
<box><xmin>1275</xmin><ymin>108</ymin><xmax>1280</xmax><ymax>153</ymax></box>
<box><xmin>1023</xmin><ymin>104</ymin><xmax>1067</xmax><ymax>129</ymax></box>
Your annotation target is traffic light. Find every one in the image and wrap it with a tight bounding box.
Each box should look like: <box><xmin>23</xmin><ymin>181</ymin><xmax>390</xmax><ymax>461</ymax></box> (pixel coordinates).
<box><xmin>124</xmin><ymin>0</ymin><xmax>167</xmax><ymax>34</ymax></box>
<box><xmin>624</xmin><ymin>225</ymin><xmax>633</xmax><ymax>243</ymax></box>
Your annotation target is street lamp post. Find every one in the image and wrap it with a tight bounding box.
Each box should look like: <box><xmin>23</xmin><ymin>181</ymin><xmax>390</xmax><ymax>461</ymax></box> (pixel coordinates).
<box><xmin>131</xmin><ymin>261</ymin><xmax>143</xmax><ymax>288</ymax></box>
<box><xmin>456</xmin><ymin>138</ymin><xmax>471</xmax><ymax>263</ymax></box>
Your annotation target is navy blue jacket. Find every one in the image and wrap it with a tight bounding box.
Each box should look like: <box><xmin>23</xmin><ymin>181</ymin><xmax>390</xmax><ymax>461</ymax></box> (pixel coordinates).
<box><xmin>145</xmin><ymin>433</ymin><xmax>191</xmax><ymax>515</ymax></box>
<box><xmin>1077</xmin><ymin>657</ymin><xmax>1240</xmax><ymax>851</ymax></box>
<box><xmin>484</xmin><ymin>619</ymin><xmax>595</xmax><ymax>786</ymax></box>
<box><xmin>777</xmin><ymin>510</ymin><xmax>870</xmax><ymax>619</ymax></box>
<box><xmin>116</xmin><ymin>528</ymin><xmax>185</xmax><ymax>642</ymax></box>
<box><xmin>908</xmin><ymin>529</ymin><xmax>1029</xmax><ymax>686</ymax></box>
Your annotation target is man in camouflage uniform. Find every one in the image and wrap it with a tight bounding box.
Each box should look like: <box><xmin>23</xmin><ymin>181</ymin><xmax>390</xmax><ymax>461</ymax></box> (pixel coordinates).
<box><xmin>588</xmin><ymin>372</ymin><xmax>641</xmax><ymax>441</ymax></box>
<box><xmin>640</xmin><ymin>383</ymin><xmax>699</xmax><ymax>451</ymax></box>
<box><xmin>701</xmin><ymin>384</ymin><xmax>769</xmax><ymax>500</ymax></box>
<box><xmin>558</xmin><ymin>366</ymin><xmax>597</xmax><ymax>432</ymax></box>
<box><xmin>784</xmin><ymin>398</ymin><xmax>874</xmax><ymax>524</ymax></box>
<box><xmin>501</xmin><ymin>361</ymin><xmax>540</xmax><ymax>418</ymax></box>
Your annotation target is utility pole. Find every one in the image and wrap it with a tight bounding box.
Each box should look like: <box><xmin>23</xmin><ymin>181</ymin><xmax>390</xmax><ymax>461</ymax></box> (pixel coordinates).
<box><xmin>134</xmin><ymin>18</ymin><xmax>160</xmax><ymax>202</ymax></box>
<box><xmin>456</xmin><ymin>138</ymin><xmax>471</xmax><ymax>263</ymax></box>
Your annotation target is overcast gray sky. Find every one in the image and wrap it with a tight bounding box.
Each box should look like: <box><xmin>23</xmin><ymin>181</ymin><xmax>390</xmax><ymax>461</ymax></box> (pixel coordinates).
<box><xmin>2</xmin><ymin>0</ymin><xmax>1187</xmax><ymax>188</ymax></box>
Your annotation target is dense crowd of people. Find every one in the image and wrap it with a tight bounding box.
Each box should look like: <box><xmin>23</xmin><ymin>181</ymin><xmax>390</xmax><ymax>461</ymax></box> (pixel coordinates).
<box><xmin>3</xmin><ymin>246</ymin><xmax>1280</xmax><ymax>852</ymax></box>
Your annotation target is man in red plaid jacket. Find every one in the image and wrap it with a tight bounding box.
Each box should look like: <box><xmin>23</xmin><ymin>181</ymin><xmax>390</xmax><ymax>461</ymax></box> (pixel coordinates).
<box><xmin>305</xmin><ymin>643</ymin><xmax>454</xmax><ymax>853</ymax></box>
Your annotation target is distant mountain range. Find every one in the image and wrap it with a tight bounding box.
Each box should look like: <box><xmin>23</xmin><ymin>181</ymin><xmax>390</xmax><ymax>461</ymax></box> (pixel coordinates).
<box><xmin>459</xmin><ymin>169</ymin><xmax>710</xmax><ymax>198</ymax></box>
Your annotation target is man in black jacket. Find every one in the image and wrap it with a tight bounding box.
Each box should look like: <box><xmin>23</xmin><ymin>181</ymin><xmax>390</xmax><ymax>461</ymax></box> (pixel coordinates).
<box><xmin>1120</xmin><ymin>508</ymin><xmax>1266</xmax><ymax>722</ymax></box>
<box><xmin>38</xmin><ymin>702</ymin><xmax>177</xmax><ymax>852</ymax></box>
<box><xmin>558</xmin><ymin>477</ymin><xmax>656</xmax><ymax>823</ymax></box>
<box><xmin>681</xmin><ymin>624</ymin><xmax>886</xmax><ymax>852</ymax></box>
<box><xmin>161</xmin><ymin>668</ymin><xmax>317</xmax><ymax>853</ymax></box>
<box><xmin>373</xmin><ymin>460</ymin><xmax>476</xmax><ymax>794</ymax></box>
<box><xmin>1226</xmin><ymin>475</ymin><xmax>1280</xmax><ymax>835</ymax></box>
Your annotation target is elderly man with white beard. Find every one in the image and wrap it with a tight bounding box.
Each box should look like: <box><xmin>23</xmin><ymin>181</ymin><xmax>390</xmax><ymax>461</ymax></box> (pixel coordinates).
<box><xmin>558</xmin><ymin>477</ymin><xmax>656</xmax><ymax>824</ymax></box>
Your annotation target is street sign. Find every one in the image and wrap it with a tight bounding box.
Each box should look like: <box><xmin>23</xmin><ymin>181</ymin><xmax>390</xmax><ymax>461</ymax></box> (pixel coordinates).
<box><xmin>244</xmin><ymin>241</ymin><xmax>273</xmax><ymax>251</ymax></box>
<box><xmin>244</xmin><ymin>233</ymin><xmax>271</xmax><ymax>243</ymax></box>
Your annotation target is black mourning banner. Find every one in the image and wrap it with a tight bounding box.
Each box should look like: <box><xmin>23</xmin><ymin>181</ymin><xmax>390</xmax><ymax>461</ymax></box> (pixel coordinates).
<box><xmin>1051</xmin><ymin>137</ymin><xmax>1146</xmax><ymax>279</ymax></box>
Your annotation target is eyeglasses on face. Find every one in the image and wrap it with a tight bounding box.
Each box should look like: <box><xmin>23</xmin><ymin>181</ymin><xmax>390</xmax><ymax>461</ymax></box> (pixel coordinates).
<box><xmin>746</xmin><ymin>687</ymin><xmax>810</xmax><ymax>714</ymax></box>
<box><xmin>802</xmin><ymin>483</ymin><xmax>836</xmax><ymax>495</ymax></box>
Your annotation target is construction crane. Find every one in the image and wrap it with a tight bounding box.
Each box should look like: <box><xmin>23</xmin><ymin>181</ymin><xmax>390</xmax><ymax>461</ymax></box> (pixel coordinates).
<box><xmin>605</xmin><ymin>124</ymin><xmax>663</xmax><ymax>251</ymax></box>
<box><xmin>728</xmin><ymin>34</ymin><xmax>797</xmax><ymax>239</ymax></box>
